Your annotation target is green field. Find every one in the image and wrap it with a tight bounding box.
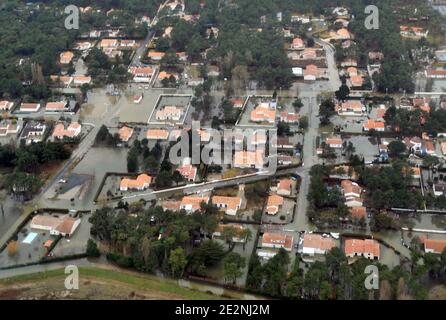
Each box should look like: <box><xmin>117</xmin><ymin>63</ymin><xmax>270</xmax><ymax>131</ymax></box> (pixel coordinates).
<box><xmin>0</xmin><ymin>266</ymin><xmax>228</xmax><ymax>300</ymax></box>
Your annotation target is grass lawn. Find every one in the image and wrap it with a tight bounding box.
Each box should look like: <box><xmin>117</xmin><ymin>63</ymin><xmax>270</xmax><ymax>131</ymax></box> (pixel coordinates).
<box><xmin>0</xmin><ymin>266</ymin><xmax>226</xmax><ymax>300</ymax></box>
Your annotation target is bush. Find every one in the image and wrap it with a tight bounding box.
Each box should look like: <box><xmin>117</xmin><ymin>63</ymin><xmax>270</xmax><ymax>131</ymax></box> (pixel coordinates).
<box><xmin>86</xmin><ymin>239</ymin><xmax>100</xmax><ymax>257</ymax></box>
<box><xmin>106</xmin><ymin>252</ymin><xmax>133</xmax><ymax>268</ymax></box>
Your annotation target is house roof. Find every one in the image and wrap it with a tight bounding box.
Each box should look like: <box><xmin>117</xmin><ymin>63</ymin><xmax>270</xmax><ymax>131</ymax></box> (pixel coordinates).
<box><xmin>336</xmin><ymin>100</ymin><xmax>364</xmax><ymax>112</ymax></box>
<box><xmin>280</xmin><ymin>112</ymin><xmax>300</xmax><ymax>122</ymax></box>
<box><xmin>250</xmin><ymin>106</ymin><xmax>276</xmax><ymax>122</ymax></box>
<box><xmin>46</xmin><ymin>101</ymin><xmax>67</xmax><ymax>110</ymax></box>
<box><xmin>180</xmin><ymin>195</ymin><xmax>210</xmax><ymax>211</ymax></box>
<box><xmin>120</xmin><ymin>174</ymin><xmax>152</xmax><ymax>190</ymax></box>
<box><xmin>292</xmin><ymin>37</ymin><xmax>304</xmax><ymax>47</ymax></box>
<box><xmin>326</xmin><ymin>137</ymin><xmax>343</xmax><ymax>145</ymax></box>
<box><xmin>60</xmin><ymin>51</ymin><xmax>74</xmax><ymax>63</ymax></box>
<box><xmin>363</xmin><ymin>119</ymin><xmax>385</xmax><ymax>130</ymax></box>
<box><xmin>231</xmin><ymin>97</ymin><xmax>245</xmax><ymax>107</ymax></box>
<box><xmin>146</xmin><ymin>129</ymin><xmax>169</xmax><ymax>140</ymax></box>
<box><xmin>52</xmin><ymin>122</ymin><xmax>81</xmax><ymax>138</ymax></box>
<box><xmin>262</xmin><ymin>232</ymin><xmax>293</xmax><ymax>250</ymax></box>
<box><xmin>129</xmin><ymin>66</ymin><xmax>153</xmax><ymax>76</ymax></box>
<box><xmin>212</xmin><ymin>196</ymin><xmax>242</xmax><ymax>210</ymax></box>
<box><xmin>118</xmin><ymin>126</ymin><xmax>134</xmax><ymax>142</ymax></box>
<box><xmin>350</xmin><ymin>75</ymin><xmax>363</xmax><ymax>86</ymax></box>
<box><xmin>0</xmin><ymin>100</ymin><xmax>13</xmax><ymax>110</ymax></box>
<box><xmin>341</xmin><ymin>180</ymin><xmax>362</xmax><ymax>195</ymax></box>
<box><xmin>337</xmin><ymin>28</ymin><xmax>351</xmax><ymax>38</ymax></box>
<box><xmin>303</xmin><ymin>234</ymin><xmax>336</xmax><ymax>251</ymax></box>
<box><xmin>20</xmin><ymin>103</ymin><xmax>40</xmax><ymax>110</ymax></box>
<box><xmin>304</xmin><ymin>64</ymin><xmax>318</xmax><ymax>77</ymax></box>
<box><xmin>233</xmin><ymin>150</ymin><xmax>264</xmax><ymax>167</ymax></box>
<box><xmin>100</xmin><ymin>39</ymin><xmax>118</xmax><ymax>47</ymax></box>
<box><xmin>278</xmin><ymin>179</ymin><xmax>292</xmax><ymax>193</ymax></box>
<box><xmin>350</xmin><ymin>206</ymin><xmax>366</xmax><ymax>219</ymax></box>
<box><xmin>31</xmin><ymin>215</ymin><xmax>79</xmax><ymax>236</ymax></box>
<box><xmin>344</xmin><ymin>239</ymin><xmax>380</xmax><ymax>257</ymax></box>
<box><xmin>176</xmin><ymin>164</ymin><xmax>197</xmax><ymax>181</ymax></box>
<box><xmin>266</xmin><ymin>194</ymin><xmax>284</xmax><ymax>214</ymax></box>
<box><xmin>424</xmin><ymin>238</ymin><xmax>446</xmax><ymax>254</ymax></box>
<box><xmin>148</xmin><ymin>51</ymin><xmax>166</xmax><ymax>58</ymax></box>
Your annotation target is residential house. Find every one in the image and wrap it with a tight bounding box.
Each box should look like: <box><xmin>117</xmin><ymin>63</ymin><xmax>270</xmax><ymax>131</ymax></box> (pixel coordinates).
<box><xmin>212</xmin><ymin>196</ymin><xmax>242</xmax><ymax>216</ymax></box>
<box><xmin>344</xmin><ymin>238</ymin><xmax>380</xmax><ymax>260</ymax></box>
<box><xmin>350</xmin><ymin>75</ymin><xmax>364</xmax><ymax>88</ymax></box>
<box><xmin>279</xmin><ymin>112</ymin><xmax>300</xmax><ymax>124</ymax></box>
<box><xmin>400</xmin><ymin>26</ymin><xmax>428</xmax><ymax>38</ymax></box>
<box><xmin>180</xmin><ymin>195</ymin><xmax>210</xmax><ymax>213</ymax></box>
<box><xmin>0</xmin><ymin>100</ymin><xmax>14</xmax><ymax>111</ymax></box>
<box><xmin>155</xmin><ymin>105</ymin><xmax>184</xmax><ymax>121</ymax></box>
<box><xmin>273</xmin><ymin>137</ymin><xmax>294</xmax><ymax>149</ymax></box>
<box><xmin>72</xmin><ymin>75</ymin><xmax>92</xmax><ymax>86</ymax></box>
<box><xmin>277</xmin><ymin>179</ymin><xmax>292</xmax><ymax>196</ymax></box>
<box><xmin>148</xmin><ymin>51</ymin><xmax>166</xmax><ymax>61</ymax></box>
<box><xmin>231</xmin><ymin>97</ymin><xmax>245</xmax><ymax>109</ymax></box>
<box><xmin>176</xmin><ymin>164</ymin><xmax>198</xmax><ymax>181</ymax></box>
<box><xmin>426</xmin><ymin>69</ymin><xmax>446</xmax><ymax>79</ymax></box>
<box><xmin>30</xmin><ymin>215</ymin><xmax>80</xmax><ymax>237</ymax></box>
<box><xmin>146</xmin><ymin>129</ymin><xmax>169</xmax><ymax>140</ymax></box>
<box><xmin>60</xmin><ymin>51</ymin><xmax>74</xmax><ymax>64</ymax></box>
<box><xmin>302</xmin><ymin>234</ymin><xmax>336</xmax><ymax>256</ymax></box>
<box><xmin>129</xmin><ymin>66</ymin><xmax>154</xmax><ymax>83</ymax></box>
<box><xmin>291</xmin><ymin>37</ymin><xmax>305</xmax><ymax>50</ymax></box>
<box><xmin>120</xmin><ymin>174</ymin><xmax>152</xmax><ymax>191</ymax></box>
<box><xmin>99</xmin><ymin>38</ymin><xmax>119</xmax><ymax>48</ymax></box>
<box><xmin>303</xmin><ymin>64</ymin><xmax>319</xmax><ymax>81</ymax></box>
<box><xmin>423</xmin><ymin>238</ymin><xmax>446</xmax><ymax>254</ymax></box>
<box><xmin>19</xmin><ymin>103</ymin><xmax>41</xmax><ymax>113</ymax></box>
<box><xmin>0</xmin><ymin>121</ymin><xmax>20</xmax><ymax>137</ymax></box>
<box><xmin>250</xmin><ymin>106</ymin><xmax>276</xmax><ymax>123</ymax></box>
<box><xmin>266</xmin><ymin>194</ymin><xmax>284</xmax><ymax>215</ymax></box>
<box><xmin>336</xmin><ymin>28</ymin><xmax>351</xmax><ymax>40</ymax></box>
<box><xmin>118</xmin><ymin>126</ymin><xmax>134</xmax><ymax>142</ymax></box>
<box><xmin>335</xmin><ymin>100</ymin><xmax>365</xmax><ymax>116</ymax></box>
<box><xmin>363</xmin><ymin>119</ymin><xmax>385</xmax><ymax>132</ymax></box>
<box><xmin>52</xmin><ymin>122</ymin><xmax>81</xmax><ymax>139</ymax></box>
<box><xmin>261</xmin><ymin>232</ymin><xmax>294</xmax><ymax>251</ymax></box>
<box><xmin>233</xmin><ymin>150</ymin><xmax>264</xmax><ymax>169</ymax></box>
<box><xmin>21</xmin><ymin>122</ymin><xmax>46</xmax><ymax>144</ymax></box>
<box><xmin>45</xmin><ymin>101</ymin><xmax>68</xmax><ymax>113</ymax></box>
<box><xmin>325</xmin><ymin>137</ymin><xmax>343</xmax><ymax>148</ymax></box>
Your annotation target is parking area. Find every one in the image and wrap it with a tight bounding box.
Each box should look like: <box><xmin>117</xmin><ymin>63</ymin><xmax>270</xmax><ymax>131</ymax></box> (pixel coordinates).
<box><xmin>345</xmin><ymin>135</ymin><xmax>379</xmax><ymax>164</ymax></box>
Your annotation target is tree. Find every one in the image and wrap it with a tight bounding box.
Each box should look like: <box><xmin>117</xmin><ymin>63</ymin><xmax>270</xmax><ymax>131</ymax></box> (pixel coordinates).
<box><xmin>221</xmin><ymin>226</ymin><xmax>237</xmax><ymax>248</ymax></box>
<box><xmin>388</xmin><ymin>141</ymin><xmax>406</xmax><ymax>157</ymax></box>
<box><xmin>190</xmin><ymin>240</ymin><xmax>225</xmax><ymax>270</ymax></box>
<box><xmin>319</xmin><ymin>99</ymin><xmax>336</xmax><ymax>126</ymax></box>
<box><xmin>4</xmin><ymin>172</ymin><xmax>43</xmax><ymax>200</ymax></box>
<box><xmin>293</xmin><ymin>97</ymin><xmax>303</xmax><ymax>111</ymax></box>
<box><xmin>155</xmin><ymin>170</ymin><xmax>172</xmax><ymax>188</ymax></box>
<box><xmin>223</xmin><ymin>252</ymin><xmax>246</xmax><ymax>284</ymax></box>
<box><xmin>7</xmin><ymin>240</ymin><xmax>19</xmax><ymax>257</ymax></box>
<box><xmin>127</xmin><ymin>147</ymin><xmax>139</xmax><ymax>173</ymax></box>
<box><xmin>335</xmin><ymin>83</ymin><xmax>350</xmax><ymax>101</ymax></box>
<box><xmin>169</xmin><ymin>247</ymin><xmax>188</xmax><ymax>278</ymax></box>
<box><xmin>239</xmin><ymin>228</ymin><xmax>253</xmax><ymax>250</ymax></box>
<box><xmin>172</xmin><ymin>170</ymin><xmax>184</xmax><ymax>185</ymax></box>
<box><xmin>299</xmin><ymin>116</ymin><xmax>309</xmax><ymax>130</ymax></box>
<box><xmin>86</xmin><ymin>239</ymin><xmax>100</xmax><ymax>257</ymax></box>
